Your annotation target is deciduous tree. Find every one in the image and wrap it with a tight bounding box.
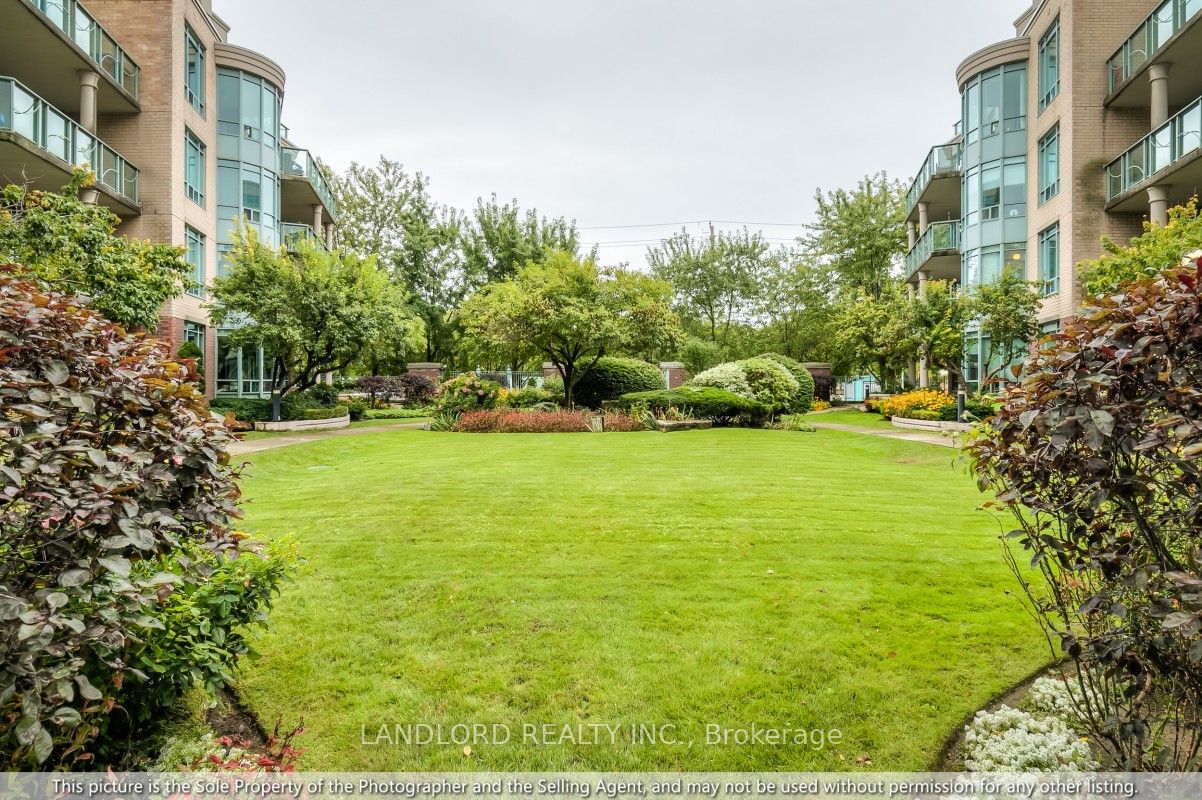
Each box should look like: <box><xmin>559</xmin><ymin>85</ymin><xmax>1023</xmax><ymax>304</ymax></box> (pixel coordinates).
<box><xmin>458</xmin><ymin>251</ymin><xmax>680</xmax><ymax>408</ymax></box>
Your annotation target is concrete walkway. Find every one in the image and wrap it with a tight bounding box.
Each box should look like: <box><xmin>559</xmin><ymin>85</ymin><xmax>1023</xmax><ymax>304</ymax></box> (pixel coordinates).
<box><xmin>228</xmin><ymin>422</ymin><xmax>427</xmax><ymax>456</ymax></box>
<box><xmin>809</xmin><ymin>419</ymin><xmax>958</xmax><ymax>448</ymax></box>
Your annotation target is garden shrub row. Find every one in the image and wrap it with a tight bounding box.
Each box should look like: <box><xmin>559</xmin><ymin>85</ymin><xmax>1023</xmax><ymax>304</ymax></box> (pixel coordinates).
<box><xmin>878</xmin><ymin>389</ymin><xmax>997</xmax><ymax>422</ymax></box>
<box><xmin>362</xmin><ymin>406</ymin><xmax>435</xmax><ymax>420</ymax></box>
<box><xmin>450</xmin><ymin>409</ymin><xmax>649</xmax><ymax>433</ymax></box>
<box><xmin>302</xmin><ymin>404</ymin><xmax>349</xmax><ymax>421</ymax></box>
<box><xmin>210</xmin><ymin>385</ymin><xmax>348</xmax><ymax>423</ymax></box>
<box><xmin>689</xmin><ymin>354</ymin><xmax>814</xmax><ymax>413</ymax></box>
<box><xmin>617</xmin><ymin>386</ymin><xmax>767</xmax><ymax>425</ymax></box>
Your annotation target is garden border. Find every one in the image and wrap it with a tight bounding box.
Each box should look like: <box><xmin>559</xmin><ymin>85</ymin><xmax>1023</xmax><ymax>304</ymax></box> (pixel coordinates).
<box><xmin>891</xmin><ymin>416</ymin><xmax>974</xmax><ymax>434</ymax></box>
<box><xmin>253</xmin><ymin>415</ymin><xmax>350</xmax><ymax>432</ymax></box>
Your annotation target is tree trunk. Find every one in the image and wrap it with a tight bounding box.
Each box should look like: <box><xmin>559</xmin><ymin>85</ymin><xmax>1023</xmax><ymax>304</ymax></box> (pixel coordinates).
<box><xmin>562</xmin><ymin>362</ymin><xmax>574</xmax><ymax>409</ymax></box>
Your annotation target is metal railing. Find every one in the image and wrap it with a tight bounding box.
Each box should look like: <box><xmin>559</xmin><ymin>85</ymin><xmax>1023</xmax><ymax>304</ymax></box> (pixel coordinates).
<box><xmin>905</xmin><ymin>143</ymin><xmax>962</xmax><ymax>217</ymax></box>
<box><xmin>24</xmin><ymin>0</ymin><xmax>139</xmax><ymax>98</ymax></box>
<box><xmin>904</xmin><ymin>221</ymin><xmax>961</xmax><ymax>279</ymax></box>
<box><xmin>281</xmin><ymin>146</ymin><xmax>337</xmax><ymax>218</ymax></box>
<box><xmin>1105</xmin><ymin>94</ymin><xmax>1202</xmax><ymax>201</ymax></box>
<box><xmin>1108</xmin><ymin>0</ymin><xmax>1202</xmax><ymax>92</ymax></box>
<box><xmin>282</xmin><ymin>222</ymin><xmax>326</xmax><ymax>252</ymax></box>
<box><xmin>0</xmin><ymin>76</ymin><xmax>139</xmax><ymax>204</ymax></box>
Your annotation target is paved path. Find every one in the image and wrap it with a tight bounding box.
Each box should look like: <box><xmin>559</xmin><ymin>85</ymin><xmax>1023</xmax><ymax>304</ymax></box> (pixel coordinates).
<box><xmin>809</xmin><ymin>419</ymin><xmax>958</xmax><ymax>448</ymax></box>
<box><xmin>227</xmin><ymin>422</ymin><xmax>427</xmax><ymax>456</ymax></box>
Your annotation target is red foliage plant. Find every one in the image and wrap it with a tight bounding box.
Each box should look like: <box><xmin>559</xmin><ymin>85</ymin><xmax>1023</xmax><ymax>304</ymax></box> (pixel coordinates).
<box><xmin>452</xmin><ymin>409</ymin><xmax>592</xmax><ymax>433</ymax></box>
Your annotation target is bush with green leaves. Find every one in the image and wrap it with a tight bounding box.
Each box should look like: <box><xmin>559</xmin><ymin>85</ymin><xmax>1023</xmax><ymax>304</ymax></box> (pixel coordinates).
<box><xmin>689</xmin><ymin>362</ymin><xmax>752</xmax><ymax>398</ymax></box>
<box><xmin>0</xmin><ymin>267</ymin><xmax>291</xmax><ymax>767</ymax></box>
<box><xmin>176</xmin><ymin>341</ymin><xmax>204</xmax><ymax>377</ymax></box>
<box><xmin>759</xmin><ymin>353</ymin><xmax>815</xmax><ymax>412</ymax></box>
<box><xmin>302</xmin><ymin>383</ymin><xmax>340</xmax><ymax>408</ymax></box>
<box><xmin>435</xmin><ymin>374</ymin><xmax>501</xmax><ymax>414</ymax></box>
<box><xmin>736</xmin><ymin>357</ymin><xmax>799</xmax><ymax>411</ymax></box>
<box><xmin>0</xmin><ymin>175</ymin><xmax>191</xmax><ymax>330</ymax></box>
<box><xmin>504</xmin><ymin>387</ymin><xmax>556</xmax><ymax>409</ymax></box>
<box><xmin>347</xmin><ymin>399</ymin><xmax>369</xmax><ymax>421</ymax></box>
<box><xmin>677</xmin><ymin>337</ymin><xmax>723</xmax><ymax>377</ymax></box>
<box><xmin>302</xmin><ymin>405</ymin><xmax>349</xmax><ymax>421</ymax></box>
<box><xmin>618</xmin><ymin>387</ymin><xmax>767</xmax><ymax>426</ymax></box>
<box><xmin>209</xmin><ymin>398</ymin><xmax>272</xmax><ymax>423</ymax></box>
<box><xmin>363</xmin><ymin>407</ymin><xmax>434</xmax><ymax>420</ymax></box>
<box><xmin>572</xmin><ymin>357</ymin><xmax>664</xmax><ymax>409</ymax></box>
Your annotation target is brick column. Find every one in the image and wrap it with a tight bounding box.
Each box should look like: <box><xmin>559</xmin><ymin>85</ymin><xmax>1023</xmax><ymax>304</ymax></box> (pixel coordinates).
<box><xmin>658</xmin><ymin>362</ymin><xmax>687</xmax><ymax>388</ymax></box>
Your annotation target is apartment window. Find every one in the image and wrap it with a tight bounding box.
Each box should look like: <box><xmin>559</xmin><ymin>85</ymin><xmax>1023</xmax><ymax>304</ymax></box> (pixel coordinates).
<box><xmin>1038</xmin><ymin>125</ymin><xmax>1060</xmax><ymax>204</ymax></box>
<box><xmin>1039</xmin><ymin>18</ymin><xmax>1060</xmax><ymax>111</ymax></box>
<box><xmin>184</xmin><ymin>24</ymin><xmax>205</xmax><ymax>114</ymax></box>
<box><xmin>1039</xmin><ymin>224</ymin><xmax>1060</xmax><ymax>296</ymax></box>
<box><xmin>185</xmin><ymin>226</ymin><xmax>205</xmax><ymax>297</ymax></box>
<box><xmin>185</xmin><ymin>129</ymin><xmax>205</xmax><ymax>207</ymax></box>
<box><xmin>184</xmin><ymin>320</ymin><xmax>205</xmax><ymax>353</ymax></box>
<box><xmin>1040</xmin><ymin>320</ymin><xmax>1060</xmax><ymax>335</ymax></box>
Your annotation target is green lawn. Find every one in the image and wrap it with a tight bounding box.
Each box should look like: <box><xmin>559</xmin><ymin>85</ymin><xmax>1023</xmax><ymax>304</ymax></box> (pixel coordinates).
<box><xmin>234</xmin><ymin>427</ymin><xmax>1046</xmax><ymax>771</ymax></box>
<box><xmin>815</xmin><ymin>408</ymin><xmax>895</xmax><ymax>430</ymax></box>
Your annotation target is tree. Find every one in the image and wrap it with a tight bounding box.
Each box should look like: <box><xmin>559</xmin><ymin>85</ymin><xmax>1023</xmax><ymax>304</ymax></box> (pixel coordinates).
<box><xmin>458</xmin><ymin>251</ymin><xmax>680</xmax><ymax>408</ymax></box>
<box><xmin>756</xmin><ymin>247</ymin><xmax>837</xmax><ymax>362</ymax></box>
<box><xmin>829</xmin><ymin>283</ymin><xmax>915</xmax><ymax>390</ymax></box>
<box><xmin>802</xmin><ymin>172</ymin><xmax>906</xmax><ymax>301</ymax></box>
<box><xmin>461</xmin><ymin>195</ymin><xmax>591</xmax><ymax>286</ymax></box>
<box><xmin>966</xmin><ymin>253</ymin><xmax>1202</xmax><ymax>769</ymax></box>
<box><xmin>907</xmin><ymin>279</ymin><xmax>971</xmax><ymax>386</ymax></box>
<box><xmin>1080</xmin><ymin>198</ymin><xmax>1202</xmax><ymax>296</ymax></box>
<box><xmin>967</xmin><ymin>266</ymin><xmax>1041</xmax><ymax>390</ymax></box>
<box><xmin>209</xmin><ymin>233</ymin><xmax>416</xmax><ymax>419</ymax></box>
<box><xmin>647</xmin><ymin>227</ymin><xmax>768</xmax><ymax>344</ymax></box>
<box><xmin>0</xmin><ymin>174</ymin><xmax>190</xmax><ymax>330</ymax></box>
<box><xmin>332</xmin><ymin>158</ymin><xmax>466</xmax><ymax>364</ymax></box>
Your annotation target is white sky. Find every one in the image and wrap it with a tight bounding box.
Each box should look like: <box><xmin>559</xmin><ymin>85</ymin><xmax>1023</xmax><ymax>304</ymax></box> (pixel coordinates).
<box><xmin>215</xmin><ymin>0</ymin><xmax>1022</xmax><ymax>268</ymax></box>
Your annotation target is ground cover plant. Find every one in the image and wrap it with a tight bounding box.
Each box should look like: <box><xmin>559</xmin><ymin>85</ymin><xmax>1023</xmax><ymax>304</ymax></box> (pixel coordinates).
<box><xmin>232</xmin><ymin>426</ymin><xmax>1049</xmax><ymax>771</ymax></box>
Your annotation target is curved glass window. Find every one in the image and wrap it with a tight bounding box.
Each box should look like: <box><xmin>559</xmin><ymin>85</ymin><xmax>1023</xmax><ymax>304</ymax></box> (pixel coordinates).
<box><xmin>215</xmin><ymin>67</ymin><xmax>282</xmax><ymax>264</ymax></box>
<box><xmin>963</xmin><ymin>63</ymin><xmax>1027</xmax><ymax>143</ymax></box>
<box><xmin>962</xmin><ymin>156</ymin><xmax>1026</xmax><ymax>227</ymax></box>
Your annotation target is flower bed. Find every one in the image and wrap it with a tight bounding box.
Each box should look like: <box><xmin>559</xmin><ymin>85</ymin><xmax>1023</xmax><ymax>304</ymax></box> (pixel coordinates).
<box><xmin>450</xmin><ymin>409</ymin><xmax>648</xmax><ymax>433</ymax></box>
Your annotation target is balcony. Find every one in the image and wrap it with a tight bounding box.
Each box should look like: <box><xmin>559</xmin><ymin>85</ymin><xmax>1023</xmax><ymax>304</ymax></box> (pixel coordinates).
<box><xmin>1</xmin><ymin>1</ymin><xmax>139</xmax><ymax>114</ymax></box>
<box><xmin>280</xmin><ymin>146</ymin><xmax>337</xmax><ymax>226</ymax></box>
<box><xmin>1105</xmin><ymin>94</ymin><xmax>1202</xmax><ymax>211</ymax></box>
<box><xmin>1107</xmin><ymin>0</ymin><xmax>1202</xmax><ymax>109</ymax></box>
<box><xmin>904</xmin><ymin>221</ymin><xmax>961</xmax><ymax>283</ymax></box>
<box><xmin>282</xmin><ymin>222</ymin><xmax>327</xmax><ymax>253</ymax></box>
<box><xmin>905</xmin><ymin>143</ymin><xmax>962</xmax><ymax>223</ymax></box>
<box><xmin>0</xmin><ymin>76</ymin><xmax>139</xmax><ymax>213</ymax></box>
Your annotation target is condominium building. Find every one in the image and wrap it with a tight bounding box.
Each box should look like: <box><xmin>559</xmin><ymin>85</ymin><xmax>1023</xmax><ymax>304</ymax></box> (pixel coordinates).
<box><xmin>902</xmin><ymin>0</ymin><xmax>1200</xmax><ymax>390</ymax></box>
<box><xmin>0</xmin><ymin>0</ymin><xmax>338</xmax><ymax>398</ymax></box>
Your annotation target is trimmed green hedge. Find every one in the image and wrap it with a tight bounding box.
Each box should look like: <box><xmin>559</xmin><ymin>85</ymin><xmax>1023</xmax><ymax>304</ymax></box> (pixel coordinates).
<box><xmin>303</xmin><ymin>404</ymin><xmax>349</xmax><ymax>420</ymax></box>
<box><xmin>760</xmin><ymin>353</ymin><xmax>815</xmax><ymax>412</ymax></box>
<box><xmin>618</xmin><ymin>387</ymin><xmax>767</xmax><ymax>425</ymax></box>
<box><xmin>363</xmin><ymin>406</ymin><xmax>435</xmax><ymax>420</ymax></box>
<box><xmin>573</xmin><ymin>357</ymin><xmax>664</xmax><ymax>409</ymax></box>
<box><xmin>209</xmin><ymin>398</ymin><xmax>272</xmax><ymax>422</ymax></box>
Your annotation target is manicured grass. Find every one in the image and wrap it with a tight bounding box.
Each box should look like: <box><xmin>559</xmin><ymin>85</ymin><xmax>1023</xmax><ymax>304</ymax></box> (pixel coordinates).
<box><xmin>816</xmin><ymin>408</ymin><xmax>895</xmax><ymax>430</ymax></box>
<box><xmin>234</xmin><ymin>427</ymin><xmax>1047</xmax><ymax>771</ymax></box>
<box><xmin>237</xmin><ymin>418</ymin><xmax>429</xmax><ymax>441</ymax></box>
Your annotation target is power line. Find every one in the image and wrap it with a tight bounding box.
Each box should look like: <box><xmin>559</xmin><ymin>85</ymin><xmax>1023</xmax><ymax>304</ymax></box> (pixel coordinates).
<box><xmin>578</xmin><ymin>220</ymin><xmax>808</xmax><ymax>231</ymax></box>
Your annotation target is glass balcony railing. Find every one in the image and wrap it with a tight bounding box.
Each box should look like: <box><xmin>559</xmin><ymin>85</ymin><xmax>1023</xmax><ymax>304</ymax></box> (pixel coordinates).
<box><xmin>0</xmin><ymin>76</ymin><xmax>139</xmax><ymax>204</ymax></box>
<box><xmin>281</xmin><ymin>147</ymin><xmax>337</xmax><ymax>217</ymax></box>
<box><xmin>24</xmin><ymin>0</ymin><xmax>140</xmax><ymax>99</ymax></box>
<box><xmin>1108</xmin><ymin>0</ymin><xmax>1202</xmax><ymax>92</ymax></box>
<box><xmin>905</xmin><ymin>143</ymin><xmax>962</xmax><ymax>216</ymax></box>
<box><xmin>1105</xmin><ymin>95</ymin><xmax>1202</xmax><ymax>201</ymax></box>
<box><xmin>282</xmin><ymin>222</ymin><xmax>326</xmax><ymax>252</ymax></box>
<box><xmin>904</xmin><ymin>221</ymin><xmax>961</xmax><ymax>279</ymax></box>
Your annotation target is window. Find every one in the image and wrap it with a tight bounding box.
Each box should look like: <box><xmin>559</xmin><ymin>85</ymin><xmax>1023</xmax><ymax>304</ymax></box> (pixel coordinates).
<box><xmin>981</xmin><ymin>165</ymin><xmax>1002</xmax><ymax>220</ymax></box>
<box><xmin>1039</xmin><ymin>18</ymin><xmax>1060</xmax><ymax>111</ymax></box>
<box><xmin>1003</xmin><ymin>66</ymin><xmax>1027</xmax><ymax>132</ymax></box>
<box><xmin>185</xmin><ymin>226</ymin><xmax>205</xmax><ymax>297</ymax></box>
<box><xmin>1003</xmin><ymin>157</ymin><xmax>1027</xmax><ymax>219</ymax></box>
<box><xmin>184</xmin><ymin>320</ymin><xmax>205</xmax><ymax>354</ymax></box>
<box><xmin>1038</xmin><ymin>126</ymin><xmax>1060</xmax><ymax>203</ymax></box>
<box><xmin>1040</xmin><ymin>319</ymin><xmax>1060</xmax><ymax>335</ymax></box>
<box><xmin>1039</xmin><ymin>224</ymin><xmax>1060</xmax><ymax>296</ymax></box>
<box><xmin>184</xmin><ymin>23</ymin><xmax>205</xmax><ymax>114</ymax></box>
<box><xmin>185</xmin><ymin>129</ymin><xmax>205</xmax><ymax>207</ymax></box>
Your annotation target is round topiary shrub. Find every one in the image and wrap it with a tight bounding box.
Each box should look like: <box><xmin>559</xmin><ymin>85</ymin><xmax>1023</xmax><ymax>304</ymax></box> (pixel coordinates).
<box><xmin>572</xmin><ymin>357</ymin><xmax>664</xmax><ymax>409</ymax></box>
<box><xmin>759</xmin><ymin>353</ymin><xmax>815</xmax><ymax>412</ymax></box>
<box><xmin>735</xmin><ymin>357</ymin><xmax>799</xmax><ymax>411</ymax></box>
<box><xmin>689</xmin><ymin>361</ymin><xmax>753</xmax><ymax>398</ymax></box>
<box><xmin>0</xmin><ymin>266</ymin><xmax>294</xmax><ymax>766</ymax></box>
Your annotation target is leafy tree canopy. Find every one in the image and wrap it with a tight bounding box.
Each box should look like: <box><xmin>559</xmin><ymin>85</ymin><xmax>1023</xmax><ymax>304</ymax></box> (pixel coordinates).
<box><xmin>0</xmin><ymin>173</ymin><xmax>190</xmax><ymax>330</ymax></box>
<box><xmin>458</xmin><ymin>250</ymin><xmax>680</xmax><ymax>407</ymax></box>
<box><xmin>210</xmin><ymin>231</ymin><xmax>417</xmax><ymax>404</ymax></box>
<box><xmin>462</xmin><ymin>195</ymin><xmax>591</xmax><ymax>286</ymax></box>
<box><xmin>1080</xmin><ymin>199</ymin><xmax>1202</xmax><ymax>296</ymax></box>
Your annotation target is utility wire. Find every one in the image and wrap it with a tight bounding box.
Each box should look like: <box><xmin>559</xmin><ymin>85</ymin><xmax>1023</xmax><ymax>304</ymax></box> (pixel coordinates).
<box><xmin>578</xmin><ymin>220</ymin><xmax>808</xmax><ymax>230</ymax></box>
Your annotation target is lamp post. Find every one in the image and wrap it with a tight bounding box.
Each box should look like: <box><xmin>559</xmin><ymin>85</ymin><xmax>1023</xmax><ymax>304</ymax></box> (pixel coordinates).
<box><xmin>956</xmin><ymin>387</ymin><xmax>966</xmax><ymax>423</ymax></box>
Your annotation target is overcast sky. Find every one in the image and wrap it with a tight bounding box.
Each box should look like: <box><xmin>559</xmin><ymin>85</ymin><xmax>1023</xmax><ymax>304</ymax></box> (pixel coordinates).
<box><xmin>215</xmin><ymin>0</ymin><xmax>1022</xmax><ymax>268</ymax></box>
